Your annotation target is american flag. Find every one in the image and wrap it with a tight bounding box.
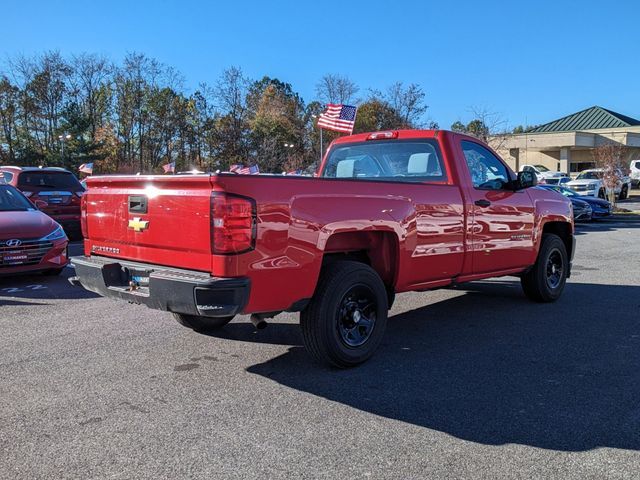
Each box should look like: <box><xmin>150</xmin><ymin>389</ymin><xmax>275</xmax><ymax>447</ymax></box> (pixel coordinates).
<box><xmin>162</xmin><ymin>162</ymin><xmax>175</xmax><ymax>173</ymax></box>
<box><xmin>238</xmin><ymin>165</ymin><xmax>260</xmax><ymax>175</ymax></box>
<box><xmin>317</xmin><ymin>104</ymin><xmax>357</xmax><ymax>134</ymax></box>
<box><xmin>79</xmin><ymin>162</ymin><xmax>93</xmax><ymax>174</ymax></box>
<box><xmin>229</xmin><ymin>164</ymin><xmax>243</xmax><ymax>173</ymax></box>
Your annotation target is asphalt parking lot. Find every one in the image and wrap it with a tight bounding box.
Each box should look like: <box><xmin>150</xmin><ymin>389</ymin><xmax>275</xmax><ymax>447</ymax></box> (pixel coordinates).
<box><xmin>2</xmin><ymin>216</ymin><xmax>640</xmax><ymax>479</ymax></box>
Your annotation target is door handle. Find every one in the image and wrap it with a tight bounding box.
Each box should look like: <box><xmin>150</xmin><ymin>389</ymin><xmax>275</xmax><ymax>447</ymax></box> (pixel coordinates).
<box><xmin>474</xmin><ymin>199</ymin><xmax>491</xmax><ymax>207</ymax></box>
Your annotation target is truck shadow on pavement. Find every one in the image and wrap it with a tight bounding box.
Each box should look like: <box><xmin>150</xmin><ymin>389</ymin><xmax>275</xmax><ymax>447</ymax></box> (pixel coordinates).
<box><xmin>245</xmin><ymin>280</ymin><xmax>640</xmax><ymax>452</ymax></box>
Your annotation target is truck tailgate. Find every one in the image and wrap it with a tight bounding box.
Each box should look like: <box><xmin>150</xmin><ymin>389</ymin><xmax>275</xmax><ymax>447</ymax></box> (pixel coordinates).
<box><xmin>84</xmin><ymin>175</ymin><xmax>214</xmax><ymax>272</ymax></box>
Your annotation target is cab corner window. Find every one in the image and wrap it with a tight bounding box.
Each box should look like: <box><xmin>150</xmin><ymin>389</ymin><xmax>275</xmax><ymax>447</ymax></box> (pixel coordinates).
<box><xmin>461</xmin><ymin>141</ymin><xmax>510</xmax><ymax>190</ymax></box>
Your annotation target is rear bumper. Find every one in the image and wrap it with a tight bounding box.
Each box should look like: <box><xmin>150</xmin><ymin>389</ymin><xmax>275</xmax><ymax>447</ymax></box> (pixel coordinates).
<box><xmin>70</xmin><ymin>256</ymin><xmax>250</xmax><ymax>318</ymax></box>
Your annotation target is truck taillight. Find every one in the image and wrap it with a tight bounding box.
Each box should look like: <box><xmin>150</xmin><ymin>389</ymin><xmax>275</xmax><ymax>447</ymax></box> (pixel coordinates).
<box><xmin>211</xmin><ymin>193</ymin><xmax>256</xmax><ymax>254</ymax></box>
<box><xmin>80</xmin><ymin>195</ymin><xmax>88</xmax><ymax>238</ymax></box>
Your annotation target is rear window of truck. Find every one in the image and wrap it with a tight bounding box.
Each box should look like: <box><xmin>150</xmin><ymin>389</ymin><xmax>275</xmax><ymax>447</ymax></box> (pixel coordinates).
<box><xmin>322</xmin><ymin>140</ymin><xmax>446</xmax><ymax>183</ymax></box>
<box><xmin>17</xmin><ymin>171</ymin><xmax>82</xmax><ymax>190</ymax></box>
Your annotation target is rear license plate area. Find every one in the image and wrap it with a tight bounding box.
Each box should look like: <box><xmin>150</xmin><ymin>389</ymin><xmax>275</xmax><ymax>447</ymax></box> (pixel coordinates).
<box><xmin>102</xmin><ymin>263</ymin><xmax>152</xmax><ymax>295</ymax></box>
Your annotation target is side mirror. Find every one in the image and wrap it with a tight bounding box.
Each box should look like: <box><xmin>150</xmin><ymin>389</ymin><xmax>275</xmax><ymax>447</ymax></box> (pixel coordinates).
<box><xmin>516</xmin><ymin>170</ymin><xmax>537</xmax><ymax>190</ymax></box>
<box><xmin>34</xmin><ymin>199</ymin><xmax>48</xmax><ymax>209</ymax></box>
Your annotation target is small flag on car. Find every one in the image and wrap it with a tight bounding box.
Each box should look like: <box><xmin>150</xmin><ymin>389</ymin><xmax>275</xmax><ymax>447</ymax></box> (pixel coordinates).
<box><xmin>162</xmin><ymin>162</ymin><xmax>176</xmax><ymax>173</ymax></box>
<box><xmin>317</xmin><ymin>104</ymin><xmax>357</xmax><ymax>134</ymax></box>
<box><xmin>79</xmin><ymin>162</ymin><xmax>93</xmax><ymax>174</ymax></box>
<box><xmin>229</xmin><ymin>164</ymin><xmax>243</xmax><ymax>173</ymax></box>
<box><xmin>239</xmin><ymin>165</ymin><xmax>260</xmax><ymax>175</ymax></box>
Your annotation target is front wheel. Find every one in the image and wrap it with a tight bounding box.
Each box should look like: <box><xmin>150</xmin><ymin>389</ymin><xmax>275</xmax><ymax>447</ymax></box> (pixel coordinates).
<box><xmin>301</xmin><ymin>261</ymin><xmax>388</xmax><ymax>368</ymax></box>
<box><xmin>173</xmin><ymin>313</ymin><xmax>234</xmax><ymax>331</ymax></box>
<box><xmin>521</xmin><ymin>233</ymin><xmax>568</xmax><ymax>302</ymax></box>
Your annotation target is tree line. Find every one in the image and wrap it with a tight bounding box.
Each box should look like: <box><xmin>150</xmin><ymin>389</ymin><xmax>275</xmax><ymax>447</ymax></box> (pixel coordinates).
<box><xmin>0</xmin><ymin>52</ymin><xmax>435</xmax><ymax>174</ymax></box>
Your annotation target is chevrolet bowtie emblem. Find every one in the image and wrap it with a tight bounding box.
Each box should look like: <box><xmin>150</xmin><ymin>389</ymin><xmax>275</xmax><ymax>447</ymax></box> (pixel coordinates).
<box><xmin>128</xmin><ymin>217</ymin><xmax>149</xmax><ymax>232</ymax></box>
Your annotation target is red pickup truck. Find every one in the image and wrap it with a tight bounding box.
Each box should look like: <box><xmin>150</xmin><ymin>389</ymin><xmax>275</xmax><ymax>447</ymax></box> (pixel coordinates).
<box><xmin>71</xmin><ymin>130</ymin><xmax>574</xmax><ymax>367</ymax></box>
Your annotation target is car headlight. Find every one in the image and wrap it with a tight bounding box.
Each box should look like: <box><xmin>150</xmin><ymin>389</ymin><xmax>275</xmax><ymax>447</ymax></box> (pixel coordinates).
<box><xmin>41</xmin><ymin>225</ymin><xmax>67</xmax><ymax>241</ymax></box>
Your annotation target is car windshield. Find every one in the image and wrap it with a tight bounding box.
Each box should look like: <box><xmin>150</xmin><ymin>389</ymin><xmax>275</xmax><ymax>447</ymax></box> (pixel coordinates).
<box><xmin>576</xmin><ymin>171</ymin><xmax>601</xmax><ymax>180</ymax></box>
<box><xmin>534</xmin><ymin>165</ymin><xmax>550</xmax><ymax>172</ymax></box>
<box><xmin>558</xmin><ymin>187</ymin><xmax>577</xmax><ymax>197</ymax></box>
<box><xmin>322</xmin><ymin>140</ymin><xmax>447</xmax><ymax>183</ymax></box>
<box><xmin>17</xmin><ymin>171</ymin><xmax>82</xmax><ymax>190</ymax></box>
<box><xmin>0</xmin><ymin>185</ymin><xmax>34</xmax><ymax>211</ymax></box>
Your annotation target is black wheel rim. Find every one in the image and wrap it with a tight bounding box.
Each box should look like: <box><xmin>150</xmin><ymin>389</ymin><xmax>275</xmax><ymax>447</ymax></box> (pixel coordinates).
<box><xmin>546</xmin><ymin>249</ymin><xmax>564</xmax><ymax>290</ymax></box>
<box><xmin>337</xmin><ymin>284</ymin><xmax>377</xmax><ymax>347</ymax></box>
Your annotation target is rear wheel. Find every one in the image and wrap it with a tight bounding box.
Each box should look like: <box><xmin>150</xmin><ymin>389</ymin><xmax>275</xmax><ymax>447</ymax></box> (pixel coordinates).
<box><xmin>301</xmin><ymin>261</ymin><xmax>388</xmax><ymax>368</ymax></box>
<box><xmin>173</xmin><ymin>313</ymin><xmax>234</xmax><ymax>331</ymax></box>
<box><xmin>521</xmin><ymin>234</ymin><xmax>568</xmax><ymax>303</ymax></box>
<box><xmin>598</xmin><ymin>188</ymin><xmax>606</xmax><ymax>199</ymax></box>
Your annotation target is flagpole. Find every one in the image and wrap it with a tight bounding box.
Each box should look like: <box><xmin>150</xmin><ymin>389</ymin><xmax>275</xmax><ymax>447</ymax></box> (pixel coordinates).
<box><xmin>320</xmin><ymin>127</ymin><xmax>323</xmax><ymax>164</ymax></box>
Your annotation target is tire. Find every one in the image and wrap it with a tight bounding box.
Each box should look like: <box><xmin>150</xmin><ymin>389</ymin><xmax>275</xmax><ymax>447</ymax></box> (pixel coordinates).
<box><xmin>301</xmin><ymin>261</ymin><xmax>389</xmax><ymax>368</ymax></box>
<box><xmin>42</xmin><ymin>268</ymin><xmax>64</xmax><ymax>276</ymax></box>
<box><xmin>521</xmin><ymin>233</ymin><xmax>568</xmax><ymax>303</ymax></box>
<box><xmin>598</xmin><ymin>188</ymin><xmax>606</xmax><ymax>199</ymax></box>
<box><xmin>619</xmin><ymin>185</ymin><xmax>628</xmax><ymax>200</ymax></box>
<box><xmin>173</xmin><ymin>313</ymin><xmax>234</xmax><ymax>331</ymax></box>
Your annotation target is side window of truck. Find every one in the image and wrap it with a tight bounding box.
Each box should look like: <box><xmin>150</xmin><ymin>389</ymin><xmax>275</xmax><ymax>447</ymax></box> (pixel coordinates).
<box><xmin>461</xmin><ymin>141</ymin><xmax>510</xmax><ymax>190</ymax></box>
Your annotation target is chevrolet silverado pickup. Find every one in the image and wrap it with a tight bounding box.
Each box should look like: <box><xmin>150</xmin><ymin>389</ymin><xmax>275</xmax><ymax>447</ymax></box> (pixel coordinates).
<box><xmin>71</xmin><ymin>130</ymin><xmax>575</xmax><ymax>367</ymax></box>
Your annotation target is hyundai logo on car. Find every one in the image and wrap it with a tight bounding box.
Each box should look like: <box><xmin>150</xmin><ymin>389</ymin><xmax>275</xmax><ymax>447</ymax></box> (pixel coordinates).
<box><xmin>6</xmin><ymin>239</ymin><xmax>22</xmax><ymax>247</ymax></box>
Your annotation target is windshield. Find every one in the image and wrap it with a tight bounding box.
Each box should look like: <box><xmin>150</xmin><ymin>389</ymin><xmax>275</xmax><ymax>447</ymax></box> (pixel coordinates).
<box><xmin>17</xmin><ymin>171</ymin><xmax>82</xmax><ymax>190</ymax></box>
<box><xmin>576</xmin><ymin>171</ymin><xmax>601</xmax><ymax>180</ymax></box>
<box><xmin>322</xmin><ymin>140</ymin><xmax>446</xmax><ymax>183</ymax></box>
<box><xmin>0</xmin><ymin>185</ymin><xmax>35</xmax><ymax>211</ymax></box>
<box><xmin>534</xmin><ymin>165</ymin><xmax>550</xmax><ymax>172</ymax></box>
<box><xmin>558</xmin><ymin>187</ymin><xmax>577</xmax><ymax>197</ymax></box>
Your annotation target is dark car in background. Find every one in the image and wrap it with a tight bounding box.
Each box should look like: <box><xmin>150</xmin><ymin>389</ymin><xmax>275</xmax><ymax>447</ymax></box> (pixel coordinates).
<box><xmin>1</xmin><ymin>166</ymin><xmax>84</xmax><ymax>239</ymax></box>
<box><xmin>0</xmin><ymin>184</ymin><xmax>69</xmax><ymax>276</ymax></box>
<box><xmin>538</xmin><ymin>184</ymin><xmax>611</xmax><ymax>218</ymax></box>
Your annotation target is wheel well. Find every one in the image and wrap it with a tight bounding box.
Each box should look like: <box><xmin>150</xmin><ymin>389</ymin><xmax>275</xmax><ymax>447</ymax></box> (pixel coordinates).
<box><xmin>322</xmin><ymin>231</ymin><xmax>398</xmax><ymax>291</ymax></box>
<box><xmin>542</xmin><ymin>221</ymin><xmax>573</xmax><ymax>258</ymax></box>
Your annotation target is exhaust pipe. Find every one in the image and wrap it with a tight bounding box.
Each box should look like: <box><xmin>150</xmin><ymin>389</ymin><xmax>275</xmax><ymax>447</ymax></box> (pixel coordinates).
<box><xmin>250</xmin><ymin>314</ymin><xmax>268</xmax><ymax>330</ymax></box>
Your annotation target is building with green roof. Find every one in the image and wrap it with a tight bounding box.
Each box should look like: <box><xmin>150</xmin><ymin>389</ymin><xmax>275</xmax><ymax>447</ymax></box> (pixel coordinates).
<box><xmin>497</xmin><ymin>106</ymin><xmax>640</xmax><ymax>174</ymax></box>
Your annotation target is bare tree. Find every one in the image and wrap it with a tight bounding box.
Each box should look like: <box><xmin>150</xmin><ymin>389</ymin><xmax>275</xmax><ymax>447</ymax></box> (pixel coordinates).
<box><xmin>384</xmin><ymin>82</ymin><xmax>428</xmax><ymax>128</ymax></box>
<box><xmin>315</xmin><ymin>74</ymin><xmax>359</xmax><ymax>105</ymax></box>
<box><xmin>592</xmin><ymin>141</ymin><xmax>629</xmax><ymax>206</ymax></box>
<box><xmin>70</xmin><ymin>53</ymin><xmax>113</xmax><ymax>138</ymax></box>
<box><xmin>212</xmin><ymin>66</ymin><xmax>251</xmax><ymax>165</ymax></box>
<box><xmin>456</xmin><ymin>106</ymin><xmax>509</xmax><ymax>151</ymax></box>
<box><xmin>0</xmin><ymin>76</ymin><xmax>19</xmax><ymax>162</ymax></box>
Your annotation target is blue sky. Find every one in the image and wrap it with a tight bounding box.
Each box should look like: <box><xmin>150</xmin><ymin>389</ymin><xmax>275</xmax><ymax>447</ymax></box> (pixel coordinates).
<box><xmin>3</xmin><ymin>0</ymin><xmax>639</xmax><ymax>129</ymax></box>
